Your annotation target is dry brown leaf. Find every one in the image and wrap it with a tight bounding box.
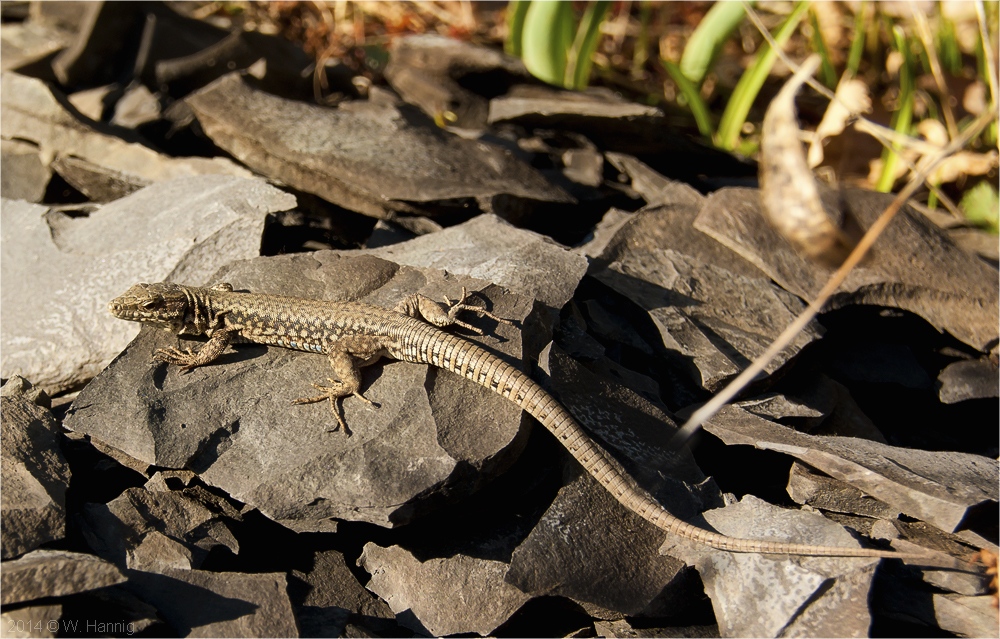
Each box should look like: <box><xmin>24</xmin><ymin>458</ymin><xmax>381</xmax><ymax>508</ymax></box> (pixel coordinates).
<box><xmin>807</xmin><ymin>78</ymin><xmax>872</xmax><ymax>167</ymax></box>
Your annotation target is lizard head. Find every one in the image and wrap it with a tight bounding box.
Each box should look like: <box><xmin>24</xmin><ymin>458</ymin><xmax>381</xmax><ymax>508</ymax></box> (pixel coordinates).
<box><xmin>109</xmin><ymin>282</ymin><xmax>190</xmax><ymax>331</ymax></box>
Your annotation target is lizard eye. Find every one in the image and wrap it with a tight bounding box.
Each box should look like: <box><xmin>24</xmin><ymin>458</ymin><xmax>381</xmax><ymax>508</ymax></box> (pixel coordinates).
<box><xmin>141</xmin><ymin>300</ymin><xmax>158</xmax><ymax>310</ymax></box>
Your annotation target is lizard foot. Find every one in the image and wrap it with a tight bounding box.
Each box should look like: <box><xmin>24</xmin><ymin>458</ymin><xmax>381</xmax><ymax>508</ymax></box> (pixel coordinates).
<box><xmin>291</xmin><ymin>379</ymin><xmax>380</xmax><ymax>436</ymax></box>
<box><xmin>442</xmin><ymin>287</ymin><xmax>515</xmax><ymax>334</ymax></box>
<box><xmin>154</xmin><ymin>347</ymin><xmax>201</xmax><ymax>371</ymax></box>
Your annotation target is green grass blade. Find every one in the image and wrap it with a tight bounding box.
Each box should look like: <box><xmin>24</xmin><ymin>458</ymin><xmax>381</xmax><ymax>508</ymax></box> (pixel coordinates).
<box><xmin>521</xmin><ymin>1</ymin><xmax>575</xmax><ymax>86</ymax></box>
<box><xmin>808</xmin><ymin>7</ymin><xmax>837</xmax><ymax>88</ymax></box>
<box><xmin>679</xmin><ymin>1</ymin><xmax>749</xmax><ymax>85</ymax></box>
<box><xmin>960</xmin><ymin>181</ymin><xmax>1000</xmax><ymax>233</ymax></box>
<box><xmin>876</xmin><ymin>25</ymin><xmax>915</xmax><ymax>192</ymax></box>
<box><xmin>845</xmin><ymin>1</ymin><xmax>867</xmax><ymax>78</ymax></box>
<box><xmin>505</xmin><ymin>0</ymin><xmax>531</xmax><ymax>57</ymax></box>
<box><xmin>716</xmin><ymin>1</ymin><xmax>810</xmax><ymax>150</ymax></box>
<box><xmin>665</xmin><ymin>60</ymin><xmax>714</xmax><ymax>137</ymax></box>
<box><xmin>567</xmin><ymin>0</ymin><xmax>612</xmax><ymax>90</ymax></box>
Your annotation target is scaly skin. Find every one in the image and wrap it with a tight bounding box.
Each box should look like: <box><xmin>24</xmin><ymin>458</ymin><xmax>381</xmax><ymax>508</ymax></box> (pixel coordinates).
<box><xmin>109</xmin><ymin>281</ymin><xmax>944</xmax><ymax>561</ymax></box>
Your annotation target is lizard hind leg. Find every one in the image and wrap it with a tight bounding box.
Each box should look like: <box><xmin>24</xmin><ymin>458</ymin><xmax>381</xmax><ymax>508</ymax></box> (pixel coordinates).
<box><xmin>291</xmin><ymin>346</ymin><xmax>380</xmax><ymax>435</ymax></box>
<box><xmin>395</xmin><ymin>287</ymin><xmax>514</xmax><ymax>334</ymax></box>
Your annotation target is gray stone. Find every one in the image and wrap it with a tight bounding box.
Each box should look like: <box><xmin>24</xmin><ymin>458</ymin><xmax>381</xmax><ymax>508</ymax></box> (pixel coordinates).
<box><xmin>1</xmin><ymin>376</ymin><xmax>70</xmax><ymax>560</ymax></box>
<box><xmin>578</xmin><ymin>207</ymin><xmax>632</xmax><ymax>258</ymax></box>
<box><xmin>80</xmin><ymin>476</ymin><xmax>244</xmax><ymax>572</ymax></box>
<box><xmin>737</xmin><ymin>375</ymin><xmax>887</xmax><ymax>442</ymax></box>
<box><xmin>360</xmin><ymin>542</ymin><xmax>531</xmax><ymax>637</ymax></box>
<box><xmin>664</xmin><ymin>496</ymin><xmax>878</xmax><ymax>638</ymax></box>
<box><xmin>694</xmin><ymin>187</ymin><xmax>1000</xmax><ymax>351</ymax></box>
<box><xmin>1</xmin><ymin>139</ymin><xmax>50</xmax><ymax>201</ymax></box>
<box><xmin>1</xmin><ymin>550</ymin><xmax>125</xmax><ymax>605</ymax></box>
<box><xmin>184</xmin><ymin>73</ymin><xmax>571</xmax><ymax>219</ymax></box>
<box><xmin>787</xmin><ymin>462</ymin><xmax>901</xmax><ymax>520</ymax></box>
<box><xmin>49</xmin><ymin>155</ymin><xmax>147</xmax><ymax>202</ymax></box>
<box><xmin>65</xmin><ymin>253</ymin><xmax>537</xmax><ymax>530</ymax></box>
<box><xmin>0</xmin><ymin>604</ymin><xmax>62</xmax><ymax>638</ymax></box>
<box><xmin>125</xmin><ymin>568</ymin><xmax>298</xmax><ymax>638</ymax></box>
<box><xmin>1</xmin><ymin>176</ymin><xmax>289</xmax><ymax>394</ymax></box>
<box><xmin>937</xmin><ymin>358</ymin><xmax>999</xmax><ymax>404</ymax></box>
<box><xmin>504</xmin><ymin>344</ymin><xmax>716</xmax><ymax>616</ymax></box>
<box><xmin>605</xmin><ymin>153</ymin><xmax>704</xmax><ymax>208</ymax></box>
<box><xmin>366</xmin><ymin>213</ymin><xmax>588</xmax><ymax>310</ymax></box>
<box><xmin>292</xmin><ymin>549</ymin><xmax>396</xmax><ymax>638</ymax></box>
<box><xmin>110</xmin><ymin>84</ymin><xmax>161</xmax><ymax>129</ymax></box>
<box><xmin>591</xmin><ymin>201</ymin><xmax>819</xmax><ymax>392</ymax></box>
<box><xmin>507</xmin><ymin>469</ymin><xmax>688</xmax><ymax>617</ymax></box>
<box><xmin>386</xmin><ymin>34</ymin><xmax>528</xmax><ymax>130</ymax></box>
<box><xmin>704</xmin><ymin>406</ymin><xmax>998</xmax><ymax>534</ymax></box>
<box><xmin>930</xmin><ymin>594</ymin><xmax>999</xmax><ymax>637</ymax></box>
<box><xmin>0</xmin><ymin>19</ymin><xmax>70</xmax><ymax>74</ymax></box>
<box><xmin>1</xmin><ymin>73</ymin><xmax>253</xmax><ymax>186</ymax></box>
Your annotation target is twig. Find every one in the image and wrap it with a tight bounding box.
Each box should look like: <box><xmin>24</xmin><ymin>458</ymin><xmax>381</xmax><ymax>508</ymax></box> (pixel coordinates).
<box><xmin>672</xmin><ymin>106</ymin><xmax>998</xmax><ymax>448</ymax></box>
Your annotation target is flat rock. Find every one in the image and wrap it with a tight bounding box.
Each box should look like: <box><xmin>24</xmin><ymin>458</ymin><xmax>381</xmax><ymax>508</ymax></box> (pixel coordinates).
<box><xmin>604</xmin><ymin>153</ymin><xmax>704</xmax><ymax>208</ymax></box>
<box><xmin>65</xmin><ymin>252</ymin><xmax>537</xmax><ymax>530</ymax></box>
<box><xmin>0</xmin><ymin>176</ymin><xmax>288</xmax><ymax>394</ymax></box>
<box><xmin>504</xmin><ymin>344</ymin><xmax>716</xmax><ymax>616</ymax></box>
<box><xmin>292</xmin><ymin>549</ymin><xmax>396</xmax><ymax>638</ymax></box>
<box><xmin>0</xmin><ymin>18</ymin><xmax>71</xmax><ymax>75</ymax></box>
<box><xmin>694</xmin><ymin>187</ymin><xmax>1000</xmax><ymax>351</ymax></box>
<box><xmin>1</xmin><ymin>550</ymin><xmax>126</xmax><ymax>606</ymax></box>
<box><xmin>664</xmin><ymin>495</ymin><xmax>878</xmax><ymax>638</ymax></box>
<box><xmin>736</xmin><ymin>374</ymin><xmax>887</xmax><ymax>442</ymax></box>
<box><xmin>125</xmin><ymin>568</ymin><xmax>298</xmax><ymax>638</ymax></box>
<box><xmin>80</xmin><ymin>475</ymin><xmax>244</xmax><ymax>572</ymax></box>
<box><xmin>360</xmin><ymin>542</ymin><xmax>531</xmax><ymax>636</ymax></box>
<box><xmin>386</xmin><ymin>34</ymin><xmax>529</xmax><ymax>130</ymax></box>
<box><xmin>704</xmin><ymin>406</ymin><xmax>998</xmax><ymax>534</ymax></box>
<box><xmin>1</xmin><ymin>73</ymin><xmax>252</xmax><ymax>186</ymax></box>
<box><xmin>936</xmin><ymin>358</ymin><xmax>999</xmax><ymax>404</ymax></box>
<box><xmin>489</xmin><ymin>85</ymin><xmax>664</xmax><ymax>153</ymax></box>
<box><xmin>1</xmin><ymin>138</ymin><xmax>50</xmax><ymax>202</ymax></box>
<box><xmin>0</xmin><ymin>604</ymin><xmax>62</xmax><ymax>638</ymax></box>
<box><xmin>1</xmin><ymin>376</ymin><xmax>70</xmax><ymax>560</ymax></box>
<box><xmin>930</xmin><ymin>593</ymin><xmax>999</xmax><ymax>637</ymax></box>
<box><xmin>366</xmin><ymin>213</ymin><xmax>588</xmax><ymax>310</ymax></box>
<box><xmin>787</xmin><ymin>462</ymin><xmax>901</xmax><ymax>520</ymax></box>
<box><xmin>185</xmin><ymin>73</ymin><xmax>571</xmax><ymax>219</ymax></box>
<box><xmin>590</xmin><ymin>202</ymin><xmax>819</xmax><ymax>393</ymax></box>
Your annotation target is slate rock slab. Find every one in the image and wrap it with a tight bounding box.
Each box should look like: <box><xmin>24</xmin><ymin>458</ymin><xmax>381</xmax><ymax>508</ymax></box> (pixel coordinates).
<box><xmin>367</xmin><ymin>213</ymin><xmax>589</xmax><ymax>310</ymax></box>
<box><xmin>1</xmin><ymin>138</ymin><xmax>50</xmax><ymax>201</ymax></box>
<box><xmin>360</xmin><ymin>542</ymin><xmax>532</xmax><ymax>637</ymax></box>
<box><xmin>504</xmin><ymin>344</ymin><xmax>717</xmax><ymax>616</ymax></box>
<box><xmin>704</xmin><ymin>406</ymin><xmax>998</xmax><ymax>534</ymax></box>
<box><xmin>1</xmin><ymin>550</ymin><xmax>126</xmax><ymax>606</ymax></box>
<box><xmin>185</xmin><ymin>72</ymin><xmax>571</xmax><ymax>219</ymax></box>
<box><xmin>385</xmin><ymin>34</ymin><xmax>529</xmax><ymax>130</ymax></box>
<box><xmin>124</xmin><ymin>568</ymin><xmax>298</xmax><ymax>638</ymax></box>
<box><xmin>0</xmin><ymin>376</ymin><xmax>71</xmax><ymax>559</ymax></box>
<box><xmin>590</xmin><ymin>201</ymin><xmax>820</xmax><ymax>393</ymax></box>
<box><xmin>936</xmin><ymin>358</ymin><xmax>999</xmax><ymax>404</ymax></box>
<box><xmin>1</xmin><ymin>604</ymin><xmax>62</xmax><ymax>639</ymax></box>
<box><xmin>80</xmin><ymin>474</ymin><xmax>244</xmax><ymax>572</ymax></box>
<box><xmin>664</xmin><ymin>495</ymin><xmax>879</xmax><ymax>638</ymax></box>
<box><xmin>695</xmin><ymin>187</ymin><xmax>1000</xmax><ymax>351</ymax></box>
<box><xmin>1</xmin><ymin>72</ymin><xmax>252</xmax><ymax>185</ymax></box>
<box><xmin>65</xmin><ymin>252</ymin><xmax>536</xmax><ymax>530</ymax></box>
<box><xmin>292</xmin><ymin>549</ymin><xmax>397</xmax><ymax>638</ymax></box>
<box><xmin>0</xmin><ymin>175</ymin><xmax>290</xmax><ymax>394</ymax></box>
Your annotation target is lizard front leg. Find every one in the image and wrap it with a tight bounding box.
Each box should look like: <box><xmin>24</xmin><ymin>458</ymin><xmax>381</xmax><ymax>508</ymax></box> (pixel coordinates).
<box><xmin>291</xmin><ymin>336</ymin><xmax>384</xmax><ymax>435</ymax></box>
<box><xmin>154</xmin><ymin>327</ymin><xmax>238</xmax><ymax>372</ymax></box>
<box><xmin>394</xmin><ymin>287</ymin><xmax>513</xmax><ymax>334</ymax></box>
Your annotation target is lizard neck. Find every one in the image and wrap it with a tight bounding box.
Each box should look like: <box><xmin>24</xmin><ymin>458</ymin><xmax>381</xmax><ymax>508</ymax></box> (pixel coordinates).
<box><xmin>179</xmin><ymin>286</ymin><xmax>228</xmax><ymax>336</ymax></box>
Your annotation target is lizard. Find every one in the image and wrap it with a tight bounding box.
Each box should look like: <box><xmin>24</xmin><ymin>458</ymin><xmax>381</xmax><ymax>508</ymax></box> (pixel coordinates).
<box><xmin>108</xmin><ymin>281</ymin><xmax>947</xmax><ymax>562</ymax></box>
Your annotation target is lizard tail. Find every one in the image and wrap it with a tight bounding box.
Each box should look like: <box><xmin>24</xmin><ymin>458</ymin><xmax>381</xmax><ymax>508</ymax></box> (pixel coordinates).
<box><xmin>411</xmin><ymin>327</ymin><xmax>946</xmax><ymax>563</ymax></box>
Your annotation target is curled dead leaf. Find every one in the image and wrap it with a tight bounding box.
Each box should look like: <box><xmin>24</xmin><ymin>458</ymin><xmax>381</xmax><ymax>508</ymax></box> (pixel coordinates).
<box><xmin>760</xmin><ymin>55</ymin><xmax>858</xmax><ymax>268</ymax></box>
